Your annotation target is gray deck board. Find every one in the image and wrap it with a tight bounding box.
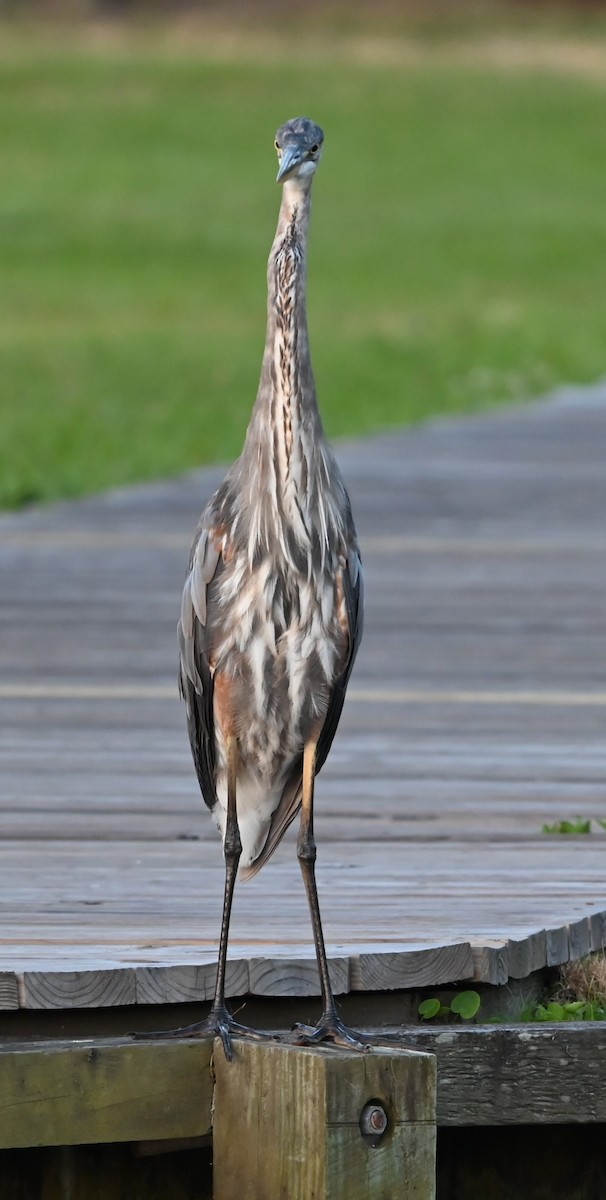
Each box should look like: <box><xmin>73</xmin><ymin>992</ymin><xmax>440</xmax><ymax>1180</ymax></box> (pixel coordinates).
<box><xmin>2</xmin><ymin>382</ymin><xmax>606</xmax><ymax>1009</ymax></box>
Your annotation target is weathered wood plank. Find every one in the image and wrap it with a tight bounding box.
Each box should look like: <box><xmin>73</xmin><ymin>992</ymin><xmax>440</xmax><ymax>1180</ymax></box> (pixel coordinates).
<box><xmin>135</xmin><ymin>960</ymin><xmax>249</xmax><ymax>1005</ymax></box>
<box><xmin>20</xmin><ymin>970</ymin><xmax>137</xmax><ymax>1010</ymax></box>
<box><xmin>0</xmin><ymin>1037</ymin><xmax>213</xmax><ymax>1150</ymax></box>
<box><xmin>0</xmin><ymin>830</ymin><xmax>605</xmax><ymax>1005</ymax></box>
<box><xmin>213</xmin><ymin>1039</ymin><xmax>436</xmax><ymax>1200</ymax></box>
<box><xmin>349</xmin><ymin>944</ymin><xmax>474</xmax><ymax>991</ymax></box>
<box><xmin>403</xmin><ymin>1025</ymin><xmax>606</xmax><ymax>1125</ymax></box>
<box><xmin>568</xmin><ymin>917</ymin><xmax>592</xmax><ymax>961</ymax></box>
<box><xmin>0</xmin><ymin>974</ymin><xmax>19</xmax><ymax>1010</ymax></box>
<box><xmin>470</xmin><ymin>943</ymin><xmax>509</xmax><ymax>985</ymax></box>
<box><xmin>506</xmin><ymin>931</ymin><xmax>547</xmax><ymax>978</ymax></box>
<box><xmin>247</xmin><ymin>955</ymin><xmax>350</xmax><ymax>997</ymax></box>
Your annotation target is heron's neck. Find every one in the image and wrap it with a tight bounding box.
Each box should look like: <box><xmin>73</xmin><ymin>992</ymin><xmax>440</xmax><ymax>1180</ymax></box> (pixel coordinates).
<box><xmin>265</xmin><ymin>181</ymin><xmax>316</xmax><ymax>412</ymax></box>
<box><xmin>243</xmin><ymin>181</ymin><xmax>324</xmax><ymax>508</ymax></box>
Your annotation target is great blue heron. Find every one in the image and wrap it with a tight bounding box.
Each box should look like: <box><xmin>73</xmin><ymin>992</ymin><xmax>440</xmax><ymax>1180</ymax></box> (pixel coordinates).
<box><xmin>179</xmin><ymin>117</ymin><xmax>363</xmax><ymax>1058</ymax></box>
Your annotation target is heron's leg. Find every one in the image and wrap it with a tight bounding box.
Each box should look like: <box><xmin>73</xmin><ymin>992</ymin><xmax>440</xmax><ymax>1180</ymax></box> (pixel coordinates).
<box><xmin>133</xmin><ymin>738</ymin><xmax>276</xmax><ymax>1059</ymax></box>
<box><xmin>293</xmin><ymin>740</ymin><xmax>370</xmax><ymax>1051</ymax></box>
<box><xmin>296</xmin><ymin>740</ymin><xmax>334</xmax><ymax>1014</ymax></box>
<box><xmin>208</xmin><ymin>733</ymin><xmax>242</xmax><ymax>1017</ymax></box>
<box><xmin>178</xmin><ymin>735</ymin><xmax>275</xmax><ymax>1058</ymax></box>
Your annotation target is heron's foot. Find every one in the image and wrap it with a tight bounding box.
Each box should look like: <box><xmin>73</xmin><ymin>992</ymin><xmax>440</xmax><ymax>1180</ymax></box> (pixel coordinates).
<box><xmin>292</xmin><ymin>1012</ymin><xmax>374</xmax><ymax>1052</ymax></box>
<box><xmin>132</xmin><ymin>1006</ymin><xmax>277</xmax><ymax>1062</ymax></box>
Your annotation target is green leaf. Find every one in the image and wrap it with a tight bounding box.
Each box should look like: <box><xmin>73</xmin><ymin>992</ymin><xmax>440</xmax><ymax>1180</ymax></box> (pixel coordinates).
<box><xmin>563</xmin><ymin>1001</ymin><xmax>585</xmax><ymax>1014</ymax></box>
<box><xmin>598</xmin><ymin>819</ymin><xmax>606</xmax><ymax>830</ymax></box>
<box><xmin>519</xmin><ymin>997</ymin><xmax>606</xmax><ymax>1024</ymax></box>
<box><xmin>545</xmin><ymin>1002</ymin><xmax>565</xmax><ymax>1022</ymax></box>
<box><xmin>584</xmin><ymin>1002</ymin><xmax>606</xmax><ymax>1022</ymax></box>
<box><xmin>450</xmin><ymin>990</ymin><xmax>481</xmax><ymax>1019</ymax></box>
<box><xmin>533</xmin><ymin>1004</ymin><xmax>549</xmax><ymax>1022</ymax></box>
<box><xmin>542</xmin><ymin>818</ymin><xmax>591</xmax><ymax>834</ymax></box>
<box><xmin>418</xmin><ymin>998</ymin><xmax>441</xmax><ymax>1020</ymax></box>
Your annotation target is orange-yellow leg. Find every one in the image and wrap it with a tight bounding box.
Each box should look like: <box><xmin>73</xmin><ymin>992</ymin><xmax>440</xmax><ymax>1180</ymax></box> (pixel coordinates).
<box><xmin>293</xmin><ymin>740</ymin><xmax>371</xmax><ymax>1050</ymax></box>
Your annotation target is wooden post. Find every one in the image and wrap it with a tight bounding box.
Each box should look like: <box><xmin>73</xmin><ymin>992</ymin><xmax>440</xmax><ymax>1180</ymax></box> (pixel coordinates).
<box><xmin>212</xmin><ymin>1039</ymin><xmax>436</xmax><ymax>1200</ymax></box>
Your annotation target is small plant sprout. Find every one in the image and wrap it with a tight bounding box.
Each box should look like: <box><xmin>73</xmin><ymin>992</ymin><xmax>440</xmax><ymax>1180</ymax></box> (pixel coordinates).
<box><xmin>418</xmin><ymin>990</ymin><xmax>481</xmax><ymax>1021</ymax></box>
<box><xmin>518</xmin><ymin>952</ymin><xmax>606</xmax><ymax>1023</ymax></box>
<box><xmin>542</xmin><ymin>817</ymin><xmax>591</xmax><ymax>834</ymax></box>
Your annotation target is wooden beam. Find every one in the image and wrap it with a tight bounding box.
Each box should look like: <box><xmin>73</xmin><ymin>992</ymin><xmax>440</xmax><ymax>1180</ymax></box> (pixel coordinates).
<box><xmin>1</xmin><ymin>1023</ymin><xmax>605</xmax><ymax>1154</ymax></box>
<box><xmin>212</xmin><ymin>1039</ymin><xmax>436</xmax><ymax>1200</ymax></box>
<box><xmin>0</xmin><ymin>1036</ymin><xmax>213</xmax><ymax>1150</ymax></box>
<box><xmin>404</xmin><ymin>1025</ymin><xmax>606</xmax><ymax>1125</ymax></box>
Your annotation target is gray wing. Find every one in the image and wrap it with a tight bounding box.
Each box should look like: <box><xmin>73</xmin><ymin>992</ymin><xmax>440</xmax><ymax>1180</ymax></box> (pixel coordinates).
<box><xmin>178</xmin><ymin>525</ymin><xmax>222</xmax><ymax>813</ymax></box>
<box><xmin>316</xmin><ymin>545</ymin><xmax>364</xmax><ymax>774</ymax></box>
<box><xmin>240</xmin><ymin>542</ymin><xmax>363</xmax><ymax>881</ymax></box>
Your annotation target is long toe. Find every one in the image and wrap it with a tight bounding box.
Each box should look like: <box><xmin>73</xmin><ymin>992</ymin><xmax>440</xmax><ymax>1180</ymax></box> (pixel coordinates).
<box><xmin>131</xmin><ymin>1019</ymin><xmax>215</xmax><ymax>1043</ymax></box>
<box><xmin>208</xmin><ymin>1014</ymin><xmax>282</xmax><ymax>1060</ymax></box>
<box><xmin>292</xmin><ymin>1016</ymin><xmax>371</xmax><ymax>1052</ymax></box>
<box><xmin>131</xmin><ymin>1009</ymin><xmax>278</xmax><ymax>1060</ymax></box>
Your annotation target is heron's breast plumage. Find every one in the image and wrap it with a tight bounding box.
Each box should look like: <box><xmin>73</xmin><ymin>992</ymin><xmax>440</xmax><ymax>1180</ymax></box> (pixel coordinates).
<box><xmin>208</xmin><ymin>549</ymin><xmax>347</xmax><ymax>787</ymax></box>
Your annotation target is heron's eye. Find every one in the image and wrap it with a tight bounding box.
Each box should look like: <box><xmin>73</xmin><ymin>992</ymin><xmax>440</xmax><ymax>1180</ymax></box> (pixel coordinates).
<box><xmin>275</xmin><ymin>141</ymin><xmax>281</xmax><ymax>152</ymax></box>
<box><xmin>310</xmin><ymin>144</ymin><xmax>319</xmax><ymax>153</ymax></box>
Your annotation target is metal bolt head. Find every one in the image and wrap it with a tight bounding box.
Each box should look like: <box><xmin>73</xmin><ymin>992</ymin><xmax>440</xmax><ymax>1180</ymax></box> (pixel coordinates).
<box><xmin>359</xmin><ymin>1101</ymin><xmax>389</xmax><ymax>1146</ymax></box>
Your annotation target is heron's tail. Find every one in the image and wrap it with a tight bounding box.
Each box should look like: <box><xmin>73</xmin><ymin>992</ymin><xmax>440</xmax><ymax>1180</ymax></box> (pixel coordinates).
<box><xmin>239</xmin><ymin>773</ymin><xmax>302</xmax><ymax>881</ymax></box>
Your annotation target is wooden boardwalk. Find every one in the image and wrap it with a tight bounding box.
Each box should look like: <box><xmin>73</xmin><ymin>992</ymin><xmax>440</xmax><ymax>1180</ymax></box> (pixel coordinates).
<box><xmin>2</xmin><ymin>383</ymin><xmax>606</xmax><ymax>1014</ymax></box>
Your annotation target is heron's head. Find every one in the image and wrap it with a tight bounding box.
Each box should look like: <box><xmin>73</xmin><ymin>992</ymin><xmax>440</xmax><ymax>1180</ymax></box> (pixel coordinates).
<box><xmin>275</xmin><ymin>117</ymin><xmax>324</xmax><ymax>186</ymax></box>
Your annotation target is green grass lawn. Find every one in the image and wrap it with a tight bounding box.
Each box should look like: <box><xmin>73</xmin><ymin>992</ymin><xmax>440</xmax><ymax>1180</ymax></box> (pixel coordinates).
<box><xmin>2</xmin><ymin>17</ymin><xmax>606</xmax><ymax>507</ymax></box>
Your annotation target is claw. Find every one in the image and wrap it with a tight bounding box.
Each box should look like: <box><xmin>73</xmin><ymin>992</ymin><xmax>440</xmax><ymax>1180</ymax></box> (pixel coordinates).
<box><xmin>292</xmin><ymin>1013</ymin><xmax>372</xmax><ymax>1051</ymax></box>
<box><xmin>132</xmin><ymin>1006</ymin><xmax>278</xmax><ymax>1061</ymax></box>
